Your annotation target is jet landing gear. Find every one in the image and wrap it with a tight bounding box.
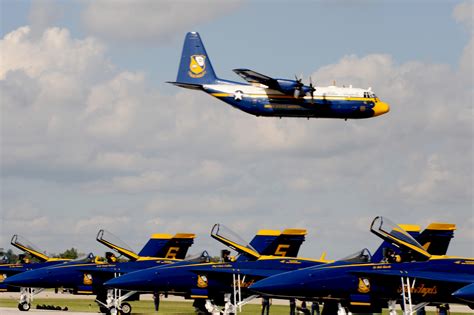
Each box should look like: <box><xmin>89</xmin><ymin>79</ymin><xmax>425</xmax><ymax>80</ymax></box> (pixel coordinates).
<box><xmin>18</xmin><ymin>287</ymin><xmax>44</xmax><ymax>311</ymax></box>
<box><xmin>95</xmin><ymin>288</ymin><xmax>134</xmax><ymax>315</ymax></box>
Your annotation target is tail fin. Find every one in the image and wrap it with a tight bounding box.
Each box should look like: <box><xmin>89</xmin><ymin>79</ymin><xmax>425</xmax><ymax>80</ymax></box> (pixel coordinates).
<box><xmin>11</xmin><ymin>235</ymin><xmax>50</xmax><ymax>262</ymax></box>
<box><xmin>138</xmin><ymin>233</ymin><xmax>195</xmax><ymax>260</ymax></box>
<box><xmin>417</xmin><ymin>223</ymin><xmax>456</xmax><ymax>255</ymax></box>
<box><xmin>250</xmin><ymin>229</ymin><xmax>307</xmax><ymax>257</ymax></box>
<box><xmin>170</xmin><ymin>32</ymin><xmax>218</xmax><ymax>87</ymax></box>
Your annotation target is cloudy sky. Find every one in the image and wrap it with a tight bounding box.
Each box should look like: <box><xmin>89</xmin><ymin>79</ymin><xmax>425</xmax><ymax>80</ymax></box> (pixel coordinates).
<box><xmin>1</xmin><ymin>0</ymin><xmax>472</xmax><ymax>259</ymax></box>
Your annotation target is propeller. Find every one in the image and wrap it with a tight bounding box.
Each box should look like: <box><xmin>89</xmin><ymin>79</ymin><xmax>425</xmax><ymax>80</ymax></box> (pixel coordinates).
<box><xmin>294</xmin><ymin>75</ymin><xmax>304</xmax><ymax>98</ymax></box>
<box><xmin>308</xmin><ymin>77</ymin><xmax>316</xmax><ymax>103</ymax></box>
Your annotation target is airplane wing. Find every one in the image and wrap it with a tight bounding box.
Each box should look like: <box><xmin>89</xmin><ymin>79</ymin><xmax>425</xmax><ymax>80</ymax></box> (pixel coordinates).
<box><xmin>351</xmin><ymin>269</ymin><xmax>474</xmax><ymax>284</ymax></box>
<box><xmin>233</xmin><ymin>69</ymin><xmax>279</xmax><ymax>90</ymax></box>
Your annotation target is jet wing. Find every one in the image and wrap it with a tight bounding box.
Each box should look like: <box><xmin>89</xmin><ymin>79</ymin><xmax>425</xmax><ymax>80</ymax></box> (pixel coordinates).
<box><xmin>351</xmin><ymin>269</ymin><xmax>474</xmax><ymax>284</ymax></box>
<box><xmin>233</xmin><ymin>69</ymin><xmax>279</xmax><ymax>90</ymax></box>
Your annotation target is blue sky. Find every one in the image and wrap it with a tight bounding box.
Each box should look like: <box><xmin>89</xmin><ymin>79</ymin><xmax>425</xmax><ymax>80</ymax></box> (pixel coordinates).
<box><xmin>1</xmin><ymin>0</ymin><xmax>472</xmax><ymax>259</ymax></box>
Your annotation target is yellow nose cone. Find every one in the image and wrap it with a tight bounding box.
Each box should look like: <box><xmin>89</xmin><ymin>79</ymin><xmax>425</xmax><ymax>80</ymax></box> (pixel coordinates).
<box><xmin>373</xmin><ymin>101</ymin><xmax>390</xmax><ymax>116</ymax></box>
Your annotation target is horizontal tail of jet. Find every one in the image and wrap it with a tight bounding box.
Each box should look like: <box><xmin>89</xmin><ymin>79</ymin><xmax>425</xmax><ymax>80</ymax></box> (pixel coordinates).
<box><xmin>168</xmin><ymin>32</ymin><xmax>218</xmax><ymax>88</ymax></box>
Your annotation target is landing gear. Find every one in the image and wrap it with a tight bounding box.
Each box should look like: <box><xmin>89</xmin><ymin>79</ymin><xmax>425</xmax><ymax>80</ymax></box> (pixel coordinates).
<box><xmin>18</xmin><ymin>287</ymin><xmax>44</xmax><ymax>312</ymax></box>
<box><xmin>193</xmin><ymin>299</ymin><xmax>211</xmax><ymax>315</ymax></box>
<box><xmin>18</xmin><ymin>302</ymin><xmax>31</xmax><ymax>311</ymax></box>
<box><xmin>120</xmin><ymin>302</ymin><xmax>132</xmax><ymax>315</ymax></box>
<box><xmin>96</xmin><ymin>288</ymin><xmax>135</xmax><ymax>315</ymax></box>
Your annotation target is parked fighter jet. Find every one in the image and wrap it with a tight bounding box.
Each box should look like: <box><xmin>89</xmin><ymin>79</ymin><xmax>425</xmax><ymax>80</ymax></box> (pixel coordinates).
<box><xmin>169</xmin><ymin>32</ymin><xmax>390</xmax><ymax>120</ymax></box>
<box><xmin>0</xmin><ymin>235</ymin><xmax>71</xmax><ymax>293</ymax></box>
<box><xmin>250</xmin><ymin>217</ymin><xmax>472</xmax><ymax>315</ymax></box>
<box><xmin>104</xmin><ymin>224</ymin><xmax>328</xmax><ymax>314</ymax></box>
<box><xmin>106</xmin><ymin>221</ymin><xmax>456</xmax><ymax>314</ymax></box>
<box><xmin>4</xmin><ymin>231</ymin><xmax>195</xmax><ymax>314</ymax></box>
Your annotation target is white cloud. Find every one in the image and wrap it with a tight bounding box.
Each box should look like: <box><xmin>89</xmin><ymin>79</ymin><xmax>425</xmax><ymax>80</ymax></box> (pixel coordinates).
<box><xmin>1</xmin><ymin>3</ymin><xmax>472</xmax><ymax>259</ymax></box>
<box><xmin>81</xmin><ymin>0</ymin><xmax>241</xmax><ymax>43</ymax></box>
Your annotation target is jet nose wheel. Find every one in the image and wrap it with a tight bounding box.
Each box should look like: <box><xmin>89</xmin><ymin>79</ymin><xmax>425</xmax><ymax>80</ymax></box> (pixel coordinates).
<box><xmin>120</xmin><ymin>302</ymin><xmax>132</xmax><ymax>315</ymax></box>
<box><xmin>18</xmin><ymin>302</ymin><xmax>31</xmax><ymax>311</ymax></box>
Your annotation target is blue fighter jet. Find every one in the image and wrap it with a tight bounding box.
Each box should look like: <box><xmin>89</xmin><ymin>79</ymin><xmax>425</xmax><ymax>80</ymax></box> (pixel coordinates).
<box><xmin>0</xmin><ymin>235</ymin><xmax>71</xmax><ymax>296</ymax></box>
<box><xmin>4</xmin><ymin>231</ymin><xmax>196</xmax><ymax>314</ymax></box>
<box><xmin>250</xmin><ymin>217</ymin><xmax>472</xmax><ymax>315</ymax></box>
<box><xmin>169</xmin><ymin>32</ymin><xmax>390</xmax><ymax>120</ymax></box>
<box><xmin>105</xmin><ymin>225</ymin><xmax>318</xmax><ymax>314</ymax></box>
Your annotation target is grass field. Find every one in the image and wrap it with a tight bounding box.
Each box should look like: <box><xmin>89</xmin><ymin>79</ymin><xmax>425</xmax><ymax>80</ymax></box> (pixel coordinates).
<box><xmin>0</xmin><ymin>298</ymin><xmax>469</xmax><ymax>315</ymax></box>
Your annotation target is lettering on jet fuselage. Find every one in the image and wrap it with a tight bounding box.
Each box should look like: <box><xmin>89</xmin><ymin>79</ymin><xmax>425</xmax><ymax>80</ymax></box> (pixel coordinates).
<box><xmin>397</xmin><ymin>284</ymin><xmax>438</xmax><ymax>297</ymax></box>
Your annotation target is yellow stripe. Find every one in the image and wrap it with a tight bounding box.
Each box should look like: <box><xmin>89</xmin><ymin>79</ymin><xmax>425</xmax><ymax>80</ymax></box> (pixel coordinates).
<box><xmin>256</xmin><ymin>230</ymin><xmax>281</xmax><ymax>236</ymax></box>
<box><xmin>426</xmin><ymin>223</ymin><xmax>456</xmax><ymax>231</ymax></box>
<box><xmin>11</xmin><ymin>243</ymin><xmax>49</xmax><ymax>261</ymax></box>
<box><xmin>191</xmin><ymin>295</ymin><xmax>208</xmax><ymax>298</ymax></box>
<box><xmin>211</xmin><ymin>92</ymin><xmax>376</xmax><ymax>102</ymax></box>
<box><xmin>173</xmin><ymin>233</ymin><xmax>196</xmax><ymax>239</ymax></box>
<box><xmin>350</xmin><ymin>302</ymin><xmax>371</xmax><ymax>306</ymax></box>
<box><xmin>150</xmin><ymin>234</ymin><xmax>173</xmax><ymax>239</ymax></box>
<box><xmin>281</xmin><ymin>229</ymin><xmax>307</xmax><ymax>236</ymax></box>
<box><xmin>76</xmin><ymin>290</ymin><xmax>93</xmax><ymax>294</ymax></box>
<box><xmin>96</xmin><ymin>239</ymin><xmax>139</xmax><ymax>261</ymax></box>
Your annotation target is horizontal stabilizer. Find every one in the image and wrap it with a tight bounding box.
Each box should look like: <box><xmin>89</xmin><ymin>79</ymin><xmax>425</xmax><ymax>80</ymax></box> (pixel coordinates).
<box><xmin>167</xmin><ymin>82</ymin><xmax>203</xmax><ymax>90</ymax></box>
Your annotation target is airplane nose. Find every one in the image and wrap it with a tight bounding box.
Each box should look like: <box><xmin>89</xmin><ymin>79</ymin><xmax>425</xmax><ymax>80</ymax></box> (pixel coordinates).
<box><xmin>373</xmin><ymin>101</ymin><xmax>390</xmax><ymax>116</ymax></box>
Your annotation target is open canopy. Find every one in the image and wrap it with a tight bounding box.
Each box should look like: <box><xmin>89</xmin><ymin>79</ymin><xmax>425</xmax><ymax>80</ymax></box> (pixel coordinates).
<box><xmin>211</xmin><ymin>224</ymin><xmax>260</xmax><ymax>259</ymax></box>
<box><xmin>370</xmin><ymin>216</ymin><xmax>431</xmax><ymax>261</ymax></box>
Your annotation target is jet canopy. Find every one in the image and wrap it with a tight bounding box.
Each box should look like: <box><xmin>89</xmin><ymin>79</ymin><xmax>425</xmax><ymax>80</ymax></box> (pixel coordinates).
<box><xmin>184</xmin><ymin>250</ymin><xmax>211</xmax><ymax>263</ymax></box>
<box><xmin>340</xmin><ymin>248</ymin><xmax>372</xmax><ymax>263</ymax></box>
<box><xmin>211</xmin><ymin>224</ymin><xmax>260</xmax><ymax>259</ymax></box>
<box><xmin>370</xmin><ymin>216</ymin><xmax>431</xmax><ymax>261</ymax></box>
<box><xmin>96</xmin><ymin>229</ymin><xmax>137</xmax><ymax>261</ymax></box>
<box><xmin>11</xmin><ymin>234</ymin><xmax>49</xmax><ymax>262</ymax></box>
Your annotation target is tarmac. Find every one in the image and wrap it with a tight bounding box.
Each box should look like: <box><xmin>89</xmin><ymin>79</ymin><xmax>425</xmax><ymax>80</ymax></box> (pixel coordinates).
<box><xmin>1</xmin><ymin>291</ymin><xmax>472</xmax><ymax>314</ymax></box>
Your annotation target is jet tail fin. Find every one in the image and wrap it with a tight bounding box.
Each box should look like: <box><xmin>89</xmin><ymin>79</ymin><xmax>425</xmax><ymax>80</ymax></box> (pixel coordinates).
<box><xmin>249</xmin><ymin>229</ymin><xmax>307</xmax><ymax>258</ymax></box>
<box><xmin>418</xmin><ymin>223</ymin><xmax>456</xmax><ymax>255</ymax></box>
<box><xmin>138</xmin><ymin>233</ymin><xmax>195</xmax><ymax>259</ymax></box>
<box><xmin>371</xmin><ymin>222</ymin><xmax>456</xmax><ymax>261</ymax></box>
<box><xmin>173</xmin><ymin>32</ymin><xmax>218</xmax><ymax>86</ymax></box>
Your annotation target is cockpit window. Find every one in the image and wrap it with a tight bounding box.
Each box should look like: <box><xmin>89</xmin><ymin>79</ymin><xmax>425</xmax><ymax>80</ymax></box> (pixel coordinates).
<box><xmin>340</xmin><ymin>248</ymin><xmax>372</xmax><ymax>263</ymax></box>
<box><xmin>184</xmin><ymin>251</ymin><xmax>211</xmax><ymax>263</ymax></box>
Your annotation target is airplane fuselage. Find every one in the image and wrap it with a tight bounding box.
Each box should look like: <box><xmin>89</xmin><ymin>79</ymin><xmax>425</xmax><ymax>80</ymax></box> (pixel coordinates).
<box><xmin>202</xmin><ymin>81</ymin><xmax>389</xmax><ymax>119</ymax></box>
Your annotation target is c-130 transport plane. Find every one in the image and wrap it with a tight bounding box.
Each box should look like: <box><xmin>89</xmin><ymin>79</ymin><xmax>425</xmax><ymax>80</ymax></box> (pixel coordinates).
<box><xmin>169</xmin><ymin>32</ymin><xmax>390</xmax><ymax>120</ymax></box>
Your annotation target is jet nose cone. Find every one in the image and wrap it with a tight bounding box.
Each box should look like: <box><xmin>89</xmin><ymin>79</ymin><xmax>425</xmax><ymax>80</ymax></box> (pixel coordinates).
<box><xmin>249</xmin><ymin>277</ymin><xmax>283</xmax><ymax>295</ymax></box>
<box><xmin>3</xmin><ymin>272</ymin><xmax>37</xmax><ymax>287</ymax></box>
<box><xmin>453</xmin><ymin>283</ymin><xmax>474</xmax><ymax>302</ymax></box>
<box><xmin>373</xmin><ymin>101</ymin><xmax>390</xmax><ymax>117</ymax></box>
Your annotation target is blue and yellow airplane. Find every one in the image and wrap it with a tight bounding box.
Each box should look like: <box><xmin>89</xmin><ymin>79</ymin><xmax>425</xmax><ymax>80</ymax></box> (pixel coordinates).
<box><xmin>0</xmin><ymin>235</ymin><xmax>71</xmax><ymax>293</ymax></box>
<box><xmin>105</xmin><ymin>222</ymin><xmax>455</xmax><ymax>314</ymax></box>
<box><xmin>169</xmin><ymin>32</ymin><xmax>390</xmax><ymax>120</ymax></box>
<box><xmin>250</xmin><ymin>217</ymin><xmax>471</xmax><ymax>315</ymax></box>
<box><xmin>105</xmin><ymin>225</ymin><xmax>315</xmax><ymax>313</ymax></box>
<box><xmin>4</xmin><ymin>231</ymin><xmax>195</xmax><ymax>313</ymax></box>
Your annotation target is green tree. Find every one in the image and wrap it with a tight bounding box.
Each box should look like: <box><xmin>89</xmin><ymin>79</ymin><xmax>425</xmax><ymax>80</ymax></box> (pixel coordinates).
<box><xmin>54</xmin><ymin>248</ymin><xmax>80</xmax><ymax>259</ymax></box>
